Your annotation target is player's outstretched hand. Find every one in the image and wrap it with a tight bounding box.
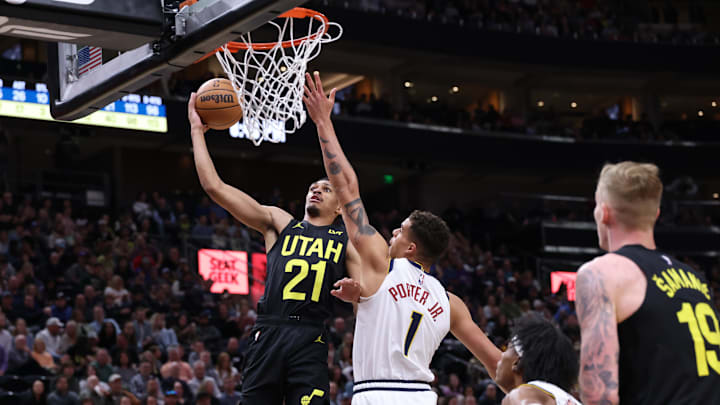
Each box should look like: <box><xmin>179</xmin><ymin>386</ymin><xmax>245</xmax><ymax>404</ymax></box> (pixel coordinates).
<box><xmin>303</xmin><ymin>71</ymin><xmax>336</xmax><ymax>125</ymax></box>
<box><xmin>188</xmin><ymin>92</ymin><xmax>209</xmax><ymax>133</ymax></box>
<box><xmin>331</xmin><ymin>277</ymin><xmax>362</xmax><ymax>303</ymax></box>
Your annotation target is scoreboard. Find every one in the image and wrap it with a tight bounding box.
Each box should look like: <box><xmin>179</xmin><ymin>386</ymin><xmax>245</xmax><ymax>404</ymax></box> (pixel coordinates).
<box><xmin>0</xmin><ymin>79</ymin><xmax>167</xmax><ymax>132</ymax></box>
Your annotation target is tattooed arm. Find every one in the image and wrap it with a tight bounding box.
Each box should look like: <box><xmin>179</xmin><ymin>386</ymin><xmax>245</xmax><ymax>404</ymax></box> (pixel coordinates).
<box><xmin>576</xmin><ymin>261</ymin><xmax>620</xmax><ymax>405</ymax></box>
<box><xmin>303</xmin><ymin>72</ymin><xmax>390</xmax><ymax>294</ymax></box>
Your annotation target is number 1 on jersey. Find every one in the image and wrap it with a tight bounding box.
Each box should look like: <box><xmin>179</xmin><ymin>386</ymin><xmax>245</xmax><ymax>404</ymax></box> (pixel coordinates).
<box><xmin>404</xmin><ymin>311</ymin><xmax>423</xmax><ymax>357</ymax></box>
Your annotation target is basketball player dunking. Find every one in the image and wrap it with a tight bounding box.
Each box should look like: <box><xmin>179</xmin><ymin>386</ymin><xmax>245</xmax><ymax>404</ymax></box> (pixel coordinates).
<box><xmin>303</xmin><ymin>72</ymin><xmax>507</xmax><ymax>404</ymax></box>
<box><xmin>576</xmin><ymin>162</ymin><xmax>720</xmax><ymax>405</ymax></box>
<box><xmin>188</xmin><ymin>93</ymin><xmax>363</xmax><ymax>405</ymax></box>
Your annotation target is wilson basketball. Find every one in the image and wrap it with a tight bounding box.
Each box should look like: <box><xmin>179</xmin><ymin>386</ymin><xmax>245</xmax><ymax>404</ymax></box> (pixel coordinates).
<box><xmin>195</xmin><ymin>78</ymin><xmax>243</xmax><ymax>130</ymax></box>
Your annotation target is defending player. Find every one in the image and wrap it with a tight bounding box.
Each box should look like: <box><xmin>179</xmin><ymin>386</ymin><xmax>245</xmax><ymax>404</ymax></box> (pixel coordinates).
<box><xmin>188</xmin><ymin>93</ymin><xmax>362</xmax><ymax>405</ymax></box>
<box><xmin>303</xmin><ymin>72</ymin><xmax>505</xmax><ymax>404</ymax></box>
<box><xmin>496</xmin><ymin>315</ymin><xmax>581</xmax><ymax>405</ymax></box>
<box><xmin>576</xmin><ymin>162</ymin><xmax>720</xmax><ymax>405</ymax></box>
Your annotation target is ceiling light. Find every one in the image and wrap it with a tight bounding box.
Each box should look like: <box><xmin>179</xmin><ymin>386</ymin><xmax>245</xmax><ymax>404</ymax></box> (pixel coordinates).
<box><xmin>280</xmin><ymin>66</ymin><xmax>287</xmax><ymax>72</ymax></box>
<box><xmin>714</xmin><ymin>193</ymin><xmax>719</xmax><ymax>199</ymax></box>
<box><xmin>570</xmin><ymin>101</ymin><xmax>577</xmax><ymax>109</ymax></box>
<box><xmin>698</xmin><ymin>110</ymin><xmax>704</xmax><ymax>117</ymax></box>
<box><xmin>403</xmin><ymin>81</ymin><xmax>413</xmax><ymax>88</ymax></box>
<box><xmin>712</xmin><ymin>101</ymin><xmax>717</xmax><ymax>108</ymax></box>
<box><xmin>450</xmin><ymin>86</ymin><xmax>459</xmax><ymax>94</ymax></box>
<box><xmin>431</xmin><ymin>96</ymin><xmax>438</xmax><ymax>102</ymax></box>
<box><xmin>537</xmin><ymin>100</ymin><xmax>545</xmax><ymax>107</ymax></box>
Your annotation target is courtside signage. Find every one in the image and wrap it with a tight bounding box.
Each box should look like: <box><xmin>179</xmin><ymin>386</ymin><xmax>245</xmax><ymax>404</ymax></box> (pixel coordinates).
<box><xmin>0</xmin><ymin>80</ymin><xmax>167</xmax><ymax>132</ymax></box>
<box><xmin>198</xmin><ymin>249</ymin><xmax>249</xmax><ymax>294</ymax></box>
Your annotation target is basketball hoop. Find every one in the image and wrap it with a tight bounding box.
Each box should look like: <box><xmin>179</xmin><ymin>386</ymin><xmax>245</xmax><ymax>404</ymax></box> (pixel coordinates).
<box><xmin>206</xmin><ymin>7</ymin><xmax>342</xmax><ymax>146</ymax></box>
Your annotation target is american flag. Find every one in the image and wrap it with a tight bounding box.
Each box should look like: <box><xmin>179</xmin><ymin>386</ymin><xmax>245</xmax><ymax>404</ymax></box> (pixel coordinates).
<box><xmin>77</xmin><ymin>46</ymin><xmax>102</xmax><ymax>76</ymax></box>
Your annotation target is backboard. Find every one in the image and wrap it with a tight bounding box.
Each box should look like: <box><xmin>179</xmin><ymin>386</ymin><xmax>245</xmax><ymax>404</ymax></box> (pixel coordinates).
<box><xmin>0</xmin><ymin>0</ymin><xmax>306</xmax><ymax>121</ymax></box>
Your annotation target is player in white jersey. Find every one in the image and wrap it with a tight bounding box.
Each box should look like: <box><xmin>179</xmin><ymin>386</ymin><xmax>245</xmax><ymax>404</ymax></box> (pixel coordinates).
<box><xmin>496</xmin><ymin>315</ymin><xmax>582</xmax><ymax>405</ymax></box>
<box><xmin>304</xmin><ymin>72</ymin><xmax>508</xmax><ymax>404</ymax></box>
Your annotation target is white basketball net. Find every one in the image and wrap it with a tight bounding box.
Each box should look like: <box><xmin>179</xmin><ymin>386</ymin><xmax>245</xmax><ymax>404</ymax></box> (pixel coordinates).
<box><xmin>216</xmin><ymin>11</ymin><xmax>342</xmax><ymax>146</ymax></box>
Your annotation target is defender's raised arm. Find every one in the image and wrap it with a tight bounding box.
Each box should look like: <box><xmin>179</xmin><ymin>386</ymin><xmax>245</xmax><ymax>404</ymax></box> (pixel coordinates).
<box><xmin>303</xmin><ymin>72</ymin><xmax>389</xmax><ymax>279</ymax></box>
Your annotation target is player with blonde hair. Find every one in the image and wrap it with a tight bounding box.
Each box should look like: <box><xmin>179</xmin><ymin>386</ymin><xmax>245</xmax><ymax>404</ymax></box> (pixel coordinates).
<box><xmin>576</xmin><ymin>161</ymin><xmax>720</xmax><ymax>405</ymax></box>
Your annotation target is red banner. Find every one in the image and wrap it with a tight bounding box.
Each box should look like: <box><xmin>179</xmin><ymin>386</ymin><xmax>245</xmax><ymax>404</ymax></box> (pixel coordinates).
<box><xmin>250</xmin><ymin>253</ymin><xmax>267</xmax><ymax>306</ymax></box>
<box><xmin>550</xmin><ymin>271</ymin><xmax>577</xmax><ymax>301</ymax></box>
<box><xmin>197</xmin><ymin>249</ymin><xmax>249</xmax><ymax>294</ymax></box>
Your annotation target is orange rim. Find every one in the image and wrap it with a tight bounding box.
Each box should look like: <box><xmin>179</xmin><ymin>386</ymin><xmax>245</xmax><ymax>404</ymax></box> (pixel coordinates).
<box><xmin>195</xmin><ymin>8</ymin><xmax>329</xmax><ymax>63</ymax></box>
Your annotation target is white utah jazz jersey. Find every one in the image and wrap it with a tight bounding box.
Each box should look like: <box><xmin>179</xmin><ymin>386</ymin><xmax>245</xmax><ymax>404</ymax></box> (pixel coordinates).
<box><xmin>524</xmin><ymin>381</ymin><xmax>583</xmax><ymax>405</ymax></box>
<box><xmin>353</xmin><ymin>258</ymin><xmax>451</xmax><ymax>383</ymax></box>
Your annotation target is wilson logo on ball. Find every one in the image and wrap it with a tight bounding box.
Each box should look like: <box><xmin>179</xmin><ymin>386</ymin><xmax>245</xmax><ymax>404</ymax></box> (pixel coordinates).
<box><xmin>200</xmin><ymin>94</ymin><xmax>235</xmax><ymax>104</ymax></box>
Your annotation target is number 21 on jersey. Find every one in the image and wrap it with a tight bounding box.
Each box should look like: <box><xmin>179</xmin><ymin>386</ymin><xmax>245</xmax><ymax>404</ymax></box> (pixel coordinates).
<box><xmin>283</xmin><ymin>258</ymin><xmax>326</xmax><ymax>302</ymax></box>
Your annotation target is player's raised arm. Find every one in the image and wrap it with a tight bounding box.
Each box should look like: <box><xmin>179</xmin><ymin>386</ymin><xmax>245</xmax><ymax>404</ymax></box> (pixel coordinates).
<box><xmin>188</xmin><ymin>93</ymin><xmax>291</xmax><ymax>238</ymax></box>
<box><xmin>448</xmin><ymin>293</ymin><xmax>506</xmax><ymax>390</ymax></box>
<box><xmin>303</xmin><ymin>72</ymin><xmax>389</xmax><ymax>277</ymax></box>
<box><xmin>576</xmin><ymin>261</ymin><xmax>620</xmax><ymax>405</ymax></box>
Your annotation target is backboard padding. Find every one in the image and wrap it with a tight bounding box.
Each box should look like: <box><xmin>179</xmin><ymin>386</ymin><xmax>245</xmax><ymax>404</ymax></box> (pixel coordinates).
<box><xmin>47</xmin><ymin>0</ymin><xmax>306</xmax><ymax>121</ymax></box>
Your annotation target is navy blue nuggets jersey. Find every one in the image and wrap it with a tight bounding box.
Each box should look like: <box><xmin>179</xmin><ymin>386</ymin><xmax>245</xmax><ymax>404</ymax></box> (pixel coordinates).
<box><xmin>257</xmin><ymin>218</ymin><xmax>348</xmax><ymax>321</ymax></box>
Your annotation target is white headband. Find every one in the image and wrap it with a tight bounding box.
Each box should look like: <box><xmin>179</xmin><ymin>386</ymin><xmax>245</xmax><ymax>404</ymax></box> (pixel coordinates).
<box><xmin>511</xmin><ymin>335</ymin><xmax>524</xmax><ymax>357</ymax></box>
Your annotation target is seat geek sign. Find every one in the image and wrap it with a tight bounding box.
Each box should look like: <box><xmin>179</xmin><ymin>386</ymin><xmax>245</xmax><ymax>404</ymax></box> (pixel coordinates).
<box><xmin>198</xmin><ymin>249</ymin><xmax>249</xmax><ymax>294</ymax></box>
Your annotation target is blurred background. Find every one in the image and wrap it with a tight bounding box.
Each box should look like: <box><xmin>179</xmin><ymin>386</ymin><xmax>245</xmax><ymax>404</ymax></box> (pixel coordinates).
<box><xmin>0</xmin><ymin>1</ymin><xmax>719</xmax><ymax>404</ymax></box>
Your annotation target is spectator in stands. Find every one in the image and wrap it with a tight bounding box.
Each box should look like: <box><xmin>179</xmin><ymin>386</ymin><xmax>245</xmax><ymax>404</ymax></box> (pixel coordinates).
<box><xmin>133</xmin><ymin>192</ymin><xmax>152</xmax><ymax>221</ymax></box>
<box><xmin>328</xmin><ymin>381</ymin><xmax>339</xmax><ymax>405</ymax></box>
<box><xmin>130</xmin><ymin>361</ymin><xmax>152</xmax><ymax>398</ymax></box>
<box><xmin>224</xmin><ymin>338</ymin><xmax>242</xmax><ymax>372</ymax></box>
<box><xmin>8</xmin><ymin>334</ymin><xmax>30</xmax><ymax>371</ymax></box>
<box><xmin>214</xmin><ymin>352</ymin><xmax>238</xmax><ymax>384</ymax></box>
<box><xmin>92</xmin><ymin>349</ymin><xmax>114</xmax><ymax>382</ymax></box>
<box><xmin>191</xmin><ymin>216</ymin><xmax>214</xmax><ymax>244</ymax></box>
<box><xmin>144</xmin><ymin>378</ymin><xmax>164</xmax><ymax>403</ymax></box>
<box><xmin>90</xmin><ymin>306</ymin><xmax>120</xmax><ymax>336</ymax></box>
<box><xmin>80</xmin><ymin>375</ymin><xmax>108</xmax><ymax>404</ymax></box>
<box><xmin>108</xmin><ymin>373</ymin><xmax>140</xmax><ymax>405</ymax></box>
<box><xmin>193</xmin><ymin>310</ymin><xmax>220</xmax><ymax>345</ymax></box>
<box><xmin>21</xmin><ymin>379</ymin><xmax>47</xmax><ymax>405</ymax></box>
<box><xmin>163</xmin><ymin>390</ymin><xmax>179</xmax><ymax>405</ymax></box>
<box><xmin>131</xmin><ymin>308</ymin><xmax>152</xmax><ymax>349</ymax></box>
<box><xmin>160</xmin><ymin>346</ymin><xmax>192</xmax><ymax>382</ymax></box>
<box><xmin>150</xmin><ymin>313</ymin><xmax>177</xmax><ymax>350</ymax></box>
<box><xmin>51</xmin><ymin>292</ymin><xmax>73</xmax><ymax>323</ymax></box>
<box><xmin>500</xmin><ymin>293</ymin><xmax>523</xmax><ymax>319</ymax></box>
<box><xmin>104</xmin><ymin>276</ymin><xmax>130</xmax><ymax>307</ymax></box>
<box><xmin>440</xmin><ymin>372</ymin><xmax>464</xmax><ymax>400</ymax></box>
<box><xmin>99</xmin><ymin>321</ymin><xmax>117</xmax><ymax>349</ymax></box>
<box><xmin>114</xmin><ymin>351</ymin><xmax>137</xmax><ymax>386</ymax></box>
<box><xmin>477</xmin><ymin>383</ymin><xmax>501</xmax><ymax>405</ymax></box>
<box><xmin>188</xmin><ymin>341</ymin><xmax>204</xmax><ymax>366</ymax></box>
<box><xmin>60</xmin><ymin>363</ymin><xmax>81</xmax><ymax>394</ymax></box>
<box><xmin>36</xmin><ymin>317</ymin><xmax>64</xmax><ymax>358</ymax></box>
<box><xmin>0</xmin><ymin>311</ymin><xmax>11</xmax><ymax>352</ymax></box>
<box><xmin>1</xmin><ymin>292</ymin><xmax>13</xmax><ymax>318</ymax></box>
<box><xmin>195</xmin><ymin>388</ymin><xmax>215</xmax><ymax>405</ymax></box>
<box><xmin>48</xmin><ymin>375</ymin><xmax>80</xmax><ymax>405</ymax></box>
<box><xmin>200</xmin><ymin>351</ymin><xmax>220</xmax><ymax>386</ymax></box>
<box><xmin>219</xmin><ymin>376</ymin><xmax>240</xmax><ymax>405</ymax></box>
<box><xmin>16</xmin><ymin>293</ymin><xmax>44</xmax><ymax>326</ymax></box>
<box><xmin>188</xmin><ymin>361</ymin><xmax>220</xmax><ymax>398</ymax></box>
<box><xmin>0</xmin><ymin>341</ymin><xmax>5</xmax><ymax>375</ymax></box>
<box><xmin>32</xmin><ymin>338</ymin><xmax>57</xmax><ymax>372</ymax></box>
<box><xmin>328</xmin><ymin>316</ymin><xmax>346</xmax><ymax>347</ymax></box>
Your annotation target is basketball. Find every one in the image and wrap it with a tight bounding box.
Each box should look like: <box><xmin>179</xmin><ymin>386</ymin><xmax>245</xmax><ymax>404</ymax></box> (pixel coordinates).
<box><xmin>195</xmin><ymin>78</ymin><xmax>243</xmax><ymax>130</ymax></box>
